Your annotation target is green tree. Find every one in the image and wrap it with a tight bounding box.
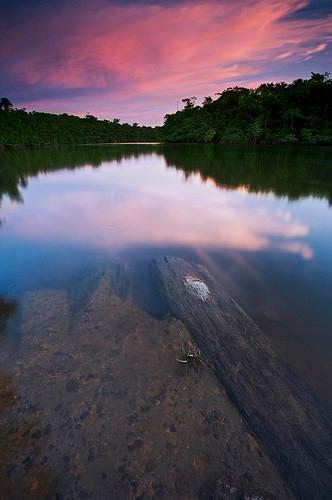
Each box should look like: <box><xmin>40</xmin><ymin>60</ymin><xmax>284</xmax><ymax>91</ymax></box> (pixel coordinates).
<box><xmin>182</xmin><ymin>97</ymin><xmax>197</xmax><ymax>109</ymax></box>
<box><xmin>202</xmin><ymin>96</ymin><xmax>213</xmax><ymax>106</ymax></box>
<box><xmin>0</xmin><ymin>97</ymin><xmax>13</xmax><ymax>111</ymax></box>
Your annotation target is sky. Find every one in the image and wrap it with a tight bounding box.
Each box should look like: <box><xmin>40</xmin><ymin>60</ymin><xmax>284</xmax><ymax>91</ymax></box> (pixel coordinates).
<box><xmin>1</xmin><ymin>0</ymin><xmax>331</xmax><ymax>124</ymax></box>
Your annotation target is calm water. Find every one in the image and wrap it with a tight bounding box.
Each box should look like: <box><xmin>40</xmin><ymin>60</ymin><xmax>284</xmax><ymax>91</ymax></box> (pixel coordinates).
<box><xmin>1</xmin><ymin>143</ymin><xmax>332</xmax><ymax>404</ymax></box>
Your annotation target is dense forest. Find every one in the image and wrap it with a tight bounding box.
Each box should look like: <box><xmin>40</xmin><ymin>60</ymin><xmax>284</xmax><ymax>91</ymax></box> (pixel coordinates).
<box><xmin>1</xmin><ymin>73</ymin><xmax>332</xmax><ymax>145</ymax></box>
<box><xmin>164</xmin><ymin>73</ymin><xmax>332</xmax><ymax>144</ymax></box>
<box><xmin>0</xmin><ymin>99</ymin><xmax>161</xmax><ymax>145</ymax></box>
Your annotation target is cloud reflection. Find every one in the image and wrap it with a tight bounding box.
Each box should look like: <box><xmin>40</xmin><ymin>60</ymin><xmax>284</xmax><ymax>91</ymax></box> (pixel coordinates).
<box><xmin>1</xmin><ymin>159</ymin><xmax>314</xmax><ymax>260</ymax></box>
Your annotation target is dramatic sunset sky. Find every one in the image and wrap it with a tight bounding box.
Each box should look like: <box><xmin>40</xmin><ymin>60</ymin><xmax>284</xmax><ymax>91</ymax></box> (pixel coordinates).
<box><xmin>1</xmin><ymin>0</ymin><xmax>331</xmax><ymax>124</ymax></box>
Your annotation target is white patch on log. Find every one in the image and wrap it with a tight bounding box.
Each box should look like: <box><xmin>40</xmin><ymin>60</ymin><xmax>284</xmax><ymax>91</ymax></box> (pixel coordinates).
<box><xmin>183</xmin><ymin>275</ymin><xmax>210</xmax><ymax>301</ymax></box>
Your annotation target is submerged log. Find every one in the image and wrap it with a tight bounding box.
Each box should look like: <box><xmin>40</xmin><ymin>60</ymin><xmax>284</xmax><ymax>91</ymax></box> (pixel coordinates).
<box><xmin>153</xmin><ymin>256</ymin><xmax>332</xmax><ymax>500</ymax></box>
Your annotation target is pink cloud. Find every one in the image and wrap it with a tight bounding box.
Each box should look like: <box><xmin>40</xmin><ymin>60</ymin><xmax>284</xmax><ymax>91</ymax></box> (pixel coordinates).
<box><xmin>304</xmin><ymin>43</ymin><xmax>328</xmax><ymax>56</ymax></box>
<box><xmin>2</xmin><ymin>0</ymin><xmax>331</xmax><ymax>123</ymax></box>
<box><xmin>276</xmin><ymin>51</ymin><xmax>293</xmax><ymax>60</ymax></box>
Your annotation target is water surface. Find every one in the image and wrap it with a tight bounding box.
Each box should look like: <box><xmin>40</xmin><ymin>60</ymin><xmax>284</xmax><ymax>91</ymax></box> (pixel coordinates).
<box><xmin>1</xmin><ymin>143</ymin><xmax>332</xmax><ymax>404</ymax></box>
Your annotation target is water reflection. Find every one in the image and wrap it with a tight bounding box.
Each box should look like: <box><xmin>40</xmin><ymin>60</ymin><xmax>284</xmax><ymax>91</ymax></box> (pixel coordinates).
<box><xmin>2</xmin><ymin>174</ymin><xmax>313</xmax><ymax>259</ymax></box>
<box><xmin>1</xmin><ymin>144</ymin><xmax>329</xmax><ymax>260</ymax></box>
<box><xmin>162</xmin><ymin>144</ymin><xmax>332</xmax><ymax>204</ymax></box>
<box><xmin>0</xmin><ymin>145</ymin><xmax>158</xmax><ymax>205</ymax></box>
<box><xmin>1</xmin><ymin>144</ymin><xmax>332</xmax><ymax>205</ymax></box>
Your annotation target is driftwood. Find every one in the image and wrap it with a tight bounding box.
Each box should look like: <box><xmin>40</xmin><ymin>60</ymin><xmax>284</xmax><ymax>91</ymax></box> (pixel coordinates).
<box><xmin>153</xmin><ymin>256</ymin><xmax>332</xmax><ymax>499</ymax></box>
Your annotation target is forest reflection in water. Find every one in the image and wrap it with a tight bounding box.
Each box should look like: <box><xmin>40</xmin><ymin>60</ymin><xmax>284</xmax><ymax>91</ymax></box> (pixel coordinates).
<box><xmin>1</xmin><ymin>143</ymin><xmax>332</xmax><ymax>204</ymax></box>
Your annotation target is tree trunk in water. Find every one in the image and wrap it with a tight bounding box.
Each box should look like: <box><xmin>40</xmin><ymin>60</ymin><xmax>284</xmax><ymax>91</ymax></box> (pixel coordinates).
<box><xmin>153</xmin><ymin>256</ymin><xmax>332</xmax><ymax>500</ymax></box>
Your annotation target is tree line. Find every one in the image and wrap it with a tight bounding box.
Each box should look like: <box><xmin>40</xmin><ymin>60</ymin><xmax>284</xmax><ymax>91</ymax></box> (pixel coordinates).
<box><xmin>0</xmin><ymin>100</ymin><xmax>161</xmax><ymax>145</ymax></box>
<box><xmin>1</xmin><ymin>73</ymin><xmax>332</xmax><ymax>145</ymax></box>
<box><xmin>163</xmin><ymin>73</ymin><xmax>332</xmax><ymax>144</ymax></box>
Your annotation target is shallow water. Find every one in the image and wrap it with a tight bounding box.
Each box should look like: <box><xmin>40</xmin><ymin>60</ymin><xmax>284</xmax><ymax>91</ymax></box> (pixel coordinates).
<box><xmin>1</xmin><ymin>142</ymin><xmax>332</xmax><ymax>406</ymax></box>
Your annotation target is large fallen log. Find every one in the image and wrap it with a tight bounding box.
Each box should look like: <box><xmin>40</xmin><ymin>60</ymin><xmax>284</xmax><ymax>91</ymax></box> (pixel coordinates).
<box><xmin>153</xmin><ymin>256</ymin><xmax>332</xmax><ymax>500</ymax></box>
